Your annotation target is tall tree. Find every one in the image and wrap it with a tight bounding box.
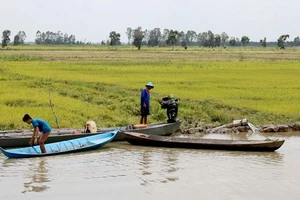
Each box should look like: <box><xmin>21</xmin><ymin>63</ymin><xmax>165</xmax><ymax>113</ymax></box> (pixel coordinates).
<box><xmin>241</xmin><ymin>36</ymin><xmax>250</xmax><ymax>47</ymax></box>
<box><xmin>221</xmin><ymin>32</ymin><xmax>229</xmax><ymax>47</ymax></box>
<box><xmin>13</xmin><ymin>31</ymin><xmax>26</xmax><ymax>45</ymax></box>
<box><xmin>56</xmin><ymin>31</ymin><xmax>63</xmax><ymax>44</ymax></box>
<box><xmin>2</xmin><ymin>30</ymin><xmax>11</xmax><ymax>48</ymax></box>
<box><xmin>178</xmin><ymin>31</ymin><xmax>186</xmax><ymax>47</ymax></box>
<box><xmin>260</xmin><ymin>37</ymin><xmax>267</xmax><ymax>47</ymax></box>
<box><xmin>207</xmin><ymin>30</ymin><xmax>214</xmax><ymax>47</ymax></box>
<box><xmin>236</xmin><ymin>37</ymin><xmax>241</xmax><ymax>46</ymax></box>
<box><xmin>109</xmin><ymin>31</ymin><xmax>121</xmax><ymax>46</ymax></box>
<box><xmin>166</xmin><ymin>30</ymin><xmax>181</xmax><ymax>49</ymax></box>
<box><xmin>126</xmin><ymin>27</ymin><xmax>132</xmax><ymax>45</ymax></box>
<box><xmin>35</xmin><ymin>30</ymin><xmax>42</xmax><ymax>44</ymax></box>
<box><xmin>147</xmin><ymin>28</ymin><xmax>161</xmax><ymax>47</ymax></box>
<box><xmin>132</xmin><ymin>26</ymin><xmax>144</xmax><ymax>50</ymax></box>
<box><xmin>198</xmin><ymin>31</ymin><xmax>214</xmax><ymax>47</ymax></box>
<box><xmin>143</xmin><ymin>29</ymin><xmax>149</xmax><ymax>45</ymax></box>
<box><xmin>63</xmin><ymin>33</ymin><xmax>69</xmax><ymax>44</ymax></box>
<box><xmin>185</xmin><ymin>30</ymin><xmax>197</xmax><ymax>46</ymax></box>
<box><xmin>229</xmin><ymin>37</ymin><xmax>237</xmax><ymax>46</ymax></box>
<box><xmin>293</xmin><ymin>36</ymin><xmax>300</xmax><ymax>46</ymax></box>
<box><xmin>13</xmin><ymin>35</ymin><xmax>19</xmax><ymax>46</ymax></box>
<box><xmin>214</xmin><ymin>34</ymin><xmax>221</xmax><ymax>47</ymax></box>
<box><xmin>197</xmin><ymin>32</ymin><xmax>207</xmax><ymax>46</ymax></box>
<box><xmin>68</xmin><ymin>35</ymin><xmax>76</xmax><ymax>44</ymax></box>
<box><xmin>277</xmin><ymin>34</ymin><xmax>289</xmax><ymax>49</ymax></box>
<box><xmin>161</xmin><ymin>29</ymin><xmax>169</xmax><ymax>46</ymax></box>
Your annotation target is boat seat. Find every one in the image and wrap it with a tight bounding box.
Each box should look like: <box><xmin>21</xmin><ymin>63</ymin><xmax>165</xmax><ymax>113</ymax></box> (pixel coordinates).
<box><xmin>87</xmin><ymin>139</ymin><xmax>106</xmax><ymax>145</ymax></box>
<box><xmin>133</xmin><ymin>124</ymin><xmax>148</xmax><ymax>129</ymax></box>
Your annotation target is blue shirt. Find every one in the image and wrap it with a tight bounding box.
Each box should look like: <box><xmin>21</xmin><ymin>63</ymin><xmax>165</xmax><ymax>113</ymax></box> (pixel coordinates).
<box><xmin>32</xmin><ymin>118</ymin><xmax>52</xmax><ymax>133</ymax></box>
<box><xmin>140</xmin><ymin>88</ymin><xmax>150</xmax><ymax>107</ymax></box>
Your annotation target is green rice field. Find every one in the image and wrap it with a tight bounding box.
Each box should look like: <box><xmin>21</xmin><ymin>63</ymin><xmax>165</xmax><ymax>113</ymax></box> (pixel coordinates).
<box><xmin>0</xmin><ymin>45</ymin><xmax>300</xmax><ymax>130</ymax></box>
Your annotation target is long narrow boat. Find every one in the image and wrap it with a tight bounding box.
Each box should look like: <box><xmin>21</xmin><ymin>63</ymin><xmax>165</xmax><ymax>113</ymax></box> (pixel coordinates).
<box><xmin>123</xmin><ymin>132</ymin><xmax>285</xmax><ymax>152</ymax></box>
<box><xmin>0</xmin><ymin>128</ymin><xmax>119</xmax><ymax>159</ymax></box>
<box><xmin>0</xmin><ymin>121</ymin><xmax>181</xmax><ymax>148</ymax></box>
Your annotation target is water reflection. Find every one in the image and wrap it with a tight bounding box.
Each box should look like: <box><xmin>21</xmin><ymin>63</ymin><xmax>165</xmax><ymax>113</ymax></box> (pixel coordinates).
<box><xmin>137</xmin><ymin>147</ymin><xmax>179</xmax><ymax>186</ymax></box>
<box><xmin>138</xmin><ymin>149</ymin><xmax>152</xmax><ymax>186</ymax></box>
<box><xmin>164</xmin><ymin>149</ymin><xmax>179</xmax><ymax>173</ymax></box>
<box><xmin>22</xmin><ymin>158</ymin><xmax>50</xmax><ymax>193</ymax></box>
<box><xmin>2</xmin><ymin>157</ymin><xmax>21</xmax><ymax>167</ymax></box>
<box><xmin>161</xmin><ymin>149</ymin><xmax>179</xmax><ymax>182</ymax></box>
<box><xmin>226</xmin><ymin>150</ymin><xmax>284</xmax><ymax>165</ymax></box>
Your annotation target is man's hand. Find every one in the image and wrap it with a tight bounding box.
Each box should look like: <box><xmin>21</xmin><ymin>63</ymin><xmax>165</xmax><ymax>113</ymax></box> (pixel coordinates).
<box><xmin>34</xmin><ymin>137</ymin><xmax>38</xmax><ymax>145</ymax></box>
<box><xmin>29</xmin><ymin>139</ymin><xmax>33</xmax><ymax>146</ymax></box>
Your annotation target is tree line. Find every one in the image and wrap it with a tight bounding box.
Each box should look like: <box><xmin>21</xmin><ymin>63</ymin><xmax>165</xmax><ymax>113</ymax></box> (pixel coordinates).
<box><xmin>122</xmin><ymin>27</ymin><xmax>298</xmax><ymax>50</ymax></box>
<box><xmin>1</xmin><ymin>30</ymin><xmax>89</xmax><ymax>47</ymax></box>
<box><xmin>1</xmin><ymin>28</ymin><xmax>300</xmax><ymax>50</ymax></box>
<box><xmin>35</xmin><ymin>31</ymin><xmax>77</xmax><ymax>45</ymax></box>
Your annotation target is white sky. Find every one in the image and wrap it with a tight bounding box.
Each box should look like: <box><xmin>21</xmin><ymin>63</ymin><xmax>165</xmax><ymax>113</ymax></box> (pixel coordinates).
<box><xmin>1</xmin><ymin>0</ymin><xmax>299</xmax><ymax>43</ymax></box>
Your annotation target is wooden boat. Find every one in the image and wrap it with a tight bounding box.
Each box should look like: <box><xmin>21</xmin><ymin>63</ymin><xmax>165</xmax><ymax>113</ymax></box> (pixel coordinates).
<box><xmin>0</xmin><ymin>121</ymin><xmax>181</xmax><ymax>148</ymax></box>
<box><xmin>0</xmin><ymin>128</ymin><xmax>119</xmax><ymax>159</ymax></box>
<box><xmin>123</xmin><ymin>132</ymin><xmax>285</xmax><ymax>152</ymax></box>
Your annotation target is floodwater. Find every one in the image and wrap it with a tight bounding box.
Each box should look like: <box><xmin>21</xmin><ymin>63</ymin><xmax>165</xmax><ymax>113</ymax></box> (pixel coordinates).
<box><xmin>1</xmin><ymin>132</ymin><xmax>300</xmax><ymax>200</ymax></box>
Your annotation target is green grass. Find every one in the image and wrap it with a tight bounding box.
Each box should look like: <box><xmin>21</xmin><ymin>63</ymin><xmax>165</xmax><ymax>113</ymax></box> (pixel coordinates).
<box><xmin>0</xmin><ymin>46</ymin><xmax>300</xmax><ymax>130</ymax></box>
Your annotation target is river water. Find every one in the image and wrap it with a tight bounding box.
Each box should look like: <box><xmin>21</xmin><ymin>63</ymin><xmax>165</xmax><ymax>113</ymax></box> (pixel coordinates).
<box><xmin>1</xmin><ymin>131</ymin><xmax>300</xmax><ymax>200</ymax></box>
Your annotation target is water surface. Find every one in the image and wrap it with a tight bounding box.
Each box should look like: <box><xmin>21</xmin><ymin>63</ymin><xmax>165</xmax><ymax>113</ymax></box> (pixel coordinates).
<box><xmin>1</xmin><ymin>132</ymin><xmax>300</xmax><ymax>200</ymax></box>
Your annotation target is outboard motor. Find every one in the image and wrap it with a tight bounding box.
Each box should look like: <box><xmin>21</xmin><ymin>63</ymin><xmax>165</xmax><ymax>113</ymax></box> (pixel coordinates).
<box><xmin>159</xmin><ymin>94</ymin><xmax>178</xmax><ymax>123</ymax></box>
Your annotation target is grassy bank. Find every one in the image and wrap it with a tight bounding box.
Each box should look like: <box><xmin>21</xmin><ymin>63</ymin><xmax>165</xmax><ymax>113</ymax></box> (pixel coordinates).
<box><xmin>0</xmin><ymin>46</ymin><xmax>300</xmax><ymax>130</ymax></box>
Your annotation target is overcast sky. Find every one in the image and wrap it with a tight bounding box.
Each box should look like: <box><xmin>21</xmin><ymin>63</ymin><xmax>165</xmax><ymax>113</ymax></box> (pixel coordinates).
<box><xmin>1</xmin><ymin>0</ymin><xmax>299</xmax><ymax>43</ymax></box>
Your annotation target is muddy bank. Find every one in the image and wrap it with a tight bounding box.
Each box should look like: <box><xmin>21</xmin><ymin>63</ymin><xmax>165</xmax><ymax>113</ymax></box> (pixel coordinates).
<box><xmin>181</xmin><ymin>122</ymin><xmax>300</xmax><ymax>134</ymax></box>
<box><xmin>1</xmin><ymin>121</ymin><xmax>300</xmax><ymax>136</ymax></box>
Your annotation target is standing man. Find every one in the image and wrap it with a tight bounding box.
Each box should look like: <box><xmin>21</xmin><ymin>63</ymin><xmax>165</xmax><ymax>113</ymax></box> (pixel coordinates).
<box><xmin>140</xmin><ymin>82</ymin><xmax>154</xmax><ymax>124</ymax></box>
<box><xmin>23</xmin><ymin>114</ymin><xmax>51</xmax><ymax>153</ymax></box>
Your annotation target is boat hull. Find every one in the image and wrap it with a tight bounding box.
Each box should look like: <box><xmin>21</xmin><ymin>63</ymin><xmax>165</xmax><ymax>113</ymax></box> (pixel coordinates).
<box><xmin>117</xmin><ymin>120</ymin><xmax>181</xmax><ymax>140</ymax></box>
<box><xmin>0</xmin><ymin>129</ymin><xmax>119</xmax><ymax>158</ymax></box>
<box><xmin>123</xmin><ymin>132</ymin><xmax>285</xmax><ymax>152</ymax></box>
